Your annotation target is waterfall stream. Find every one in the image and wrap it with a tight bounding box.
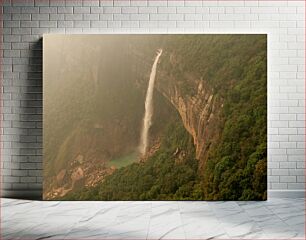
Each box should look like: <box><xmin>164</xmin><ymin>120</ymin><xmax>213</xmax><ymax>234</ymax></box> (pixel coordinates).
<box><xmin>139</xmin><ymin>49</ymin><xmax>163</xmax><ymax>156</ymax></box>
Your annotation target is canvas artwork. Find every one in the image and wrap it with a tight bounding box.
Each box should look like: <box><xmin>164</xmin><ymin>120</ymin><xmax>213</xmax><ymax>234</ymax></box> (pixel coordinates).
<box><xmin>43</xmin><ymin>34</ymin><xmax>267</xmax><ymax>200</ymax></box>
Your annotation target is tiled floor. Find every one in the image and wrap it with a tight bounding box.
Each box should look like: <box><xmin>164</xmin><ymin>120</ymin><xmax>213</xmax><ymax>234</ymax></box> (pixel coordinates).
<box><xmin>1</xmin><ymin>198</ymin><xmax>305</xmax><ymax>239</ymax></box>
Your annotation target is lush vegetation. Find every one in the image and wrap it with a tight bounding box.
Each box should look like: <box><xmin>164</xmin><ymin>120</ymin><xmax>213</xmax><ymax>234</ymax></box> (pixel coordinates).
<box><xmin>162</xmin><ymin>35</ymin><xmax>267</xmax><ymax>200</ymax></box>
<box><xmin>62</xmin><ymin>120</ymin><xmax>200</xmax><ymax>200</ymax></box>
<box><xmin>202</xmin><ymin>44</ymin><xmax>267</xmax><ymax>200</ymax></box>
<box><xmin>53</xmin><ymin>35</ymin><xmax>267</xmax><ymax>200</ymax></box>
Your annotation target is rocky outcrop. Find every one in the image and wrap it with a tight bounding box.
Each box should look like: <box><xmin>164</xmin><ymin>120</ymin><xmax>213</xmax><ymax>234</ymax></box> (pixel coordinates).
<box><xmin>155</xmin><ymin>58</ymin><xmax>223</xmax><ymax>168</ymax></box>
<box><xmin>130</xmin><ymin>49</ymin><xmax>223</xmax><ymax>168</ymax></box>
<box><xmin>129</xmin><ymin>48</ymin><xmax>223</xmax><ymax>168</ymax></box>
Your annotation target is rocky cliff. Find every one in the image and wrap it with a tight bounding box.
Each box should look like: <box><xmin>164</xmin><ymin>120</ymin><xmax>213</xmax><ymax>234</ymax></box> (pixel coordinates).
<box><xmin>154</xmin><ymin>57</ymin><xmax>223</xmax><ymax>169</ymax></box>
<box><xmin>131</xmin><ymin>49</ymin><xmax>224</xmax><ymax>169</ymax></box>
<box><xmin>57</xmin><ymin>35</ymin><xmax>267</xmax><ymax>201</ymax></box>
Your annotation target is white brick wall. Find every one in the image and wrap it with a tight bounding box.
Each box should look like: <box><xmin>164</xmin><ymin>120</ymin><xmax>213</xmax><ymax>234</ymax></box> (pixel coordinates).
<box><xmin>1</xmin><ymin>0</ymin><xmax>305</xmax><ymax>198</ymax></box>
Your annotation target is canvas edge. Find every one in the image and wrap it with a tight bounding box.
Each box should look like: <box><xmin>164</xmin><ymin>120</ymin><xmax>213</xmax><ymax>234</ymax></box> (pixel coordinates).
<box><xmin>1</xmin><ymin>190</ymin><xmax>42</xmax><ymax>200</ymax></box>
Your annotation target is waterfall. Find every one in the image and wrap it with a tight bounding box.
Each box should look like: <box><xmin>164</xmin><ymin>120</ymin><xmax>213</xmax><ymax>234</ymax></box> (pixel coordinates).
<box><xmin>139</xmin><ymin>49</ymin><xmax>163</xmax><ymax>156</ymax></box>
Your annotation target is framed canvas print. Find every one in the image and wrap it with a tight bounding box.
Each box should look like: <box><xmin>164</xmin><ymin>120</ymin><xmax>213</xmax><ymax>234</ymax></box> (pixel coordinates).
<box><xmin>43</xmin><ymin>34</ymin><xmax>267</xmax><ymax>200</ymax></box>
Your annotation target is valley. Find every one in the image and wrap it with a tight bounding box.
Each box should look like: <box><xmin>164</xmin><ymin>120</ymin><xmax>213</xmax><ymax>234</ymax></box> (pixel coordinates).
<box><xmin>44</xmin><ymin>34</ymin><xmax>267</xmax><ymax>201</ymax></box>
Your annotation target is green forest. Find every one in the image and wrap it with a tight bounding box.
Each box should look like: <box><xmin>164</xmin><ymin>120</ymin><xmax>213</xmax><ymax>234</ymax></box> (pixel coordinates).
<box><xmin>50</xmin><ymin>34</ymin><xmax>267</xmax><ymax>201</ymax></box>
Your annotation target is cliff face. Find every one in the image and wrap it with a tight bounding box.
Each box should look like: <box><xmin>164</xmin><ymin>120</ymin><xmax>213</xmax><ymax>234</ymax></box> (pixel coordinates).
<box><xmin>55</xmin><ymin>35</ymin><xmax>267</xmax><ymax>201</ymax></box>
<box><xmin>131</xmin><ymin>49</ymin><xmax>223</xmax><ymax>168</ymax></box>
<box><xmin>155</xmin><ymin>65</ymin><xmax>223</xmax><ymax>169</ymax></box>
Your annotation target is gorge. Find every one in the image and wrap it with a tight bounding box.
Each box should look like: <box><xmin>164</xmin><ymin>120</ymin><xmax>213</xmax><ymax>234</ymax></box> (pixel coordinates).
<box><xmin>44</xmin><ymin>35</ymin><xmax>267</xmax><ymax>201</ymax></box>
